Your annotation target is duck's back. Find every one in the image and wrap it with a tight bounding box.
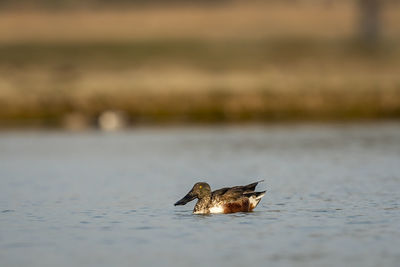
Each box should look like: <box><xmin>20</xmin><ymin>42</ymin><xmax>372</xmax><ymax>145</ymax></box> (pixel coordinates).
<box><xmin>209</xmin><ymin>181</ymin><xmax>266</xmax><ymax>213</ymax></box>
<box><xmin>211</xmin><ymin>181</ymin><xmax>261</xmax><ymax>198</ymax></box>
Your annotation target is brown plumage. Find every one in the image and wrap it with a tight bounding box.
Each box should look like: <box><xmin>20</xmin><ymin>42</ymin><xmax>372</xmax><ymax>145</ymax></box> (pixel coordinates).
<box><xmin>174</xmin><ymin>181</ymin><xmax>266</xmax><ymax>214</ymax></box>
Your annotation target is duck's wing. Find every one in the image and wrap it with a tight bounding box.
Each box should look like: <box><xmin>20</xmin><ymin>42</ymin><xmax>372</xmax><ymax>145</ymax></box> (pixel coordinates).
<box><xmin>236</xmin><ymin>180</ymin><xmax>264</xmax><ymax>193</ymax></box>
<box><xmin>212</xmin><ymin>180</ymin><xmax>264</xmax><ymax>199</ymax></box>
<box><xmin>211</xmin><ymin>187</ymin><xmax>230</xmax><ymax>197</ymax></box>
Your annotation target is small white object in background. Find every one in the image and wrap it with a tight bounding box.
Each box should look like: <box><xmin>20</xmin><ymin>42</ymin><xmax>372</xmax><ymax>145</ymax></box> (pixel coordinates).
<box><xmin>98</xmin><ymin>110</ymin><xmax>128</xmax><ymax>131</ymax></box>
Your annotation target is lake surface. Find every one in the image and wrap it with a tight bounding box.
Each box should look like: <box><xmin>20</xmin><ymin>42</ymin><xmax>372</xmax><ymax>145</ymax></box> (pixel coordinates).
<box><xmin>1</xmin><ymin>123</ymin><xmax>400</xmax><ymax>267</ymax></box>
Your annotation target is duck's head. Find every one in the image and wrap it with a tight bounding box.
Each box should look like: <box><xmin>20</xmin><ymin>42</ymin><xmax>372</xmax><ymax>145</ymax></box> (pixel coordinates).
<box><xmin>174</xmin><ymin>182</ymin><xmax>211</xmax><ymax>206</ymax></box>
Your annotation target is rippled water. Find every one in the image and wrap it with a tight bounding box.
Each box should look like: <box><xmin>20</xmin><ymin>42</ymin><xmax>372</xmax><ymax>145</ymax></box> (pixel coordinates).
<box><xmin>1</xmin><ymin>123</ymin><xmax>400</xmax><ymax>267</ymax></box>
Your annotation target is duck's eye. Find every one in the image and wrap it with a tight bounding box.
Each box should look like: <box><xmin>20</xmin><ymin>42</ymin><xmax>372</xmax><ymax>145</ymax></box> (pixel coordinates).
<box><xmin>199</xmin><ymin>185</ymin><xmax>202</xmax><ymax>189</ymax></box>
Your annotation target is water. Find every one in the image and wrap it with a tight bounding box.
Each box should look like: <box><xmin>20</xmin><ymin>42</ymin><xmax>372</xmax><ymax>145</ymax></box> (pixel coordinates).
<box><xmin>1</xmin><ymin>123</ymin><xmax>400</xmax><ymax>267</ymax></box>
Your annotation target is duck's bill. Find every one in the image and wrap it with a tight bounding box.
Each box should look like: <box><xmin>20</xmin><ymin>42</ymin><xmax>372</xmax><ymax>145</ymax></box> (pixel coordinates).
<box><xmin>174</xmin><ymin>192</ymin><xmax>196</xmax><ymax>206</ymax></box>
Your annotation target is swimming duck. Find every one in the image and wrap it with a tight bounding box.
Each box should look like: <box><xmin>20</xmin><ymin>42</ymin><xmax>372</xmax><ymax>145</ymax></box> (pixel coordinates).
<box><xmin>174</xmin><ymin>181</ymin><xmax>266</xmax><ymax>214</ymax></box>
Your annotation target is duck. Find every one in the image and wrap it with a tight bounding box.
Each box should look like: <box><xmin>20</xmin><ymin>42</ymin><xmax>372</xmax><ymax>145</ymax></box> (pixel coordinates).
<box><xmin>174</xmin><ymin>181</ymin><xmax>266</xmax><ymax>214</ymax></box>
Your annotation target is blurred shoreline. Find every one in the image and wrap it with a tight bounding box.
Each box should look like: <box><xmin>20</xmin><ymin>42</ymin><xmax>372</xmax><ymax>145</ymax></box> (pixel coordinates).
<box><xmin>0</xmin><ymin>1</ymin><xmax>399</xmax><ymax>129</ymax></box>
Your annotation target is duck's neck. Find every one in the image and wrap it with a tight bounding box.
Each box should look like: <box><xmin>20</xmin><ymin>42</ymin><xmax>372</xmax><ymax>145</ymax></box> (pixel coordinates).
<box><xmin>193</xmin><ymin>195</ymin><xmax>211</xmax><ymax>214</ymax></box>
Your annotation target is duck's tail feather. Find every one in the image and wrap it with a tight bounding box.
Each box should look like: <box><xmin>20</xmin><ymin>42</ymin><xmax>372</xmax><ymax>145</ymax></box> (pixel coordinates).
<box><xmin>243</xmin><ymin>180</ymin><xmax>265</xmax><ymax>192</ymax></box>
<box><xmin>245</xmin><ymin>190</ymin><xmax>267</xmax><ymax>209</ymax></box>
<box><xmin>245</xmin><ymin>190</ymin><xmax>266</xmax><ymax>199</ymax></box>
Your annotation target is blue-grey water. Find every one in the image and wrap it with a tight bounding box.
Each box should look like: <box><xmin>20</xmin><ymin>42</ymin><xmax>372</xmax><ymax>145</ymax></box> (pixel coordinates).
<box><xmin>1</xmin><ymin>123</ymin><xmax>400</xmax><ymax>267</ymax></box>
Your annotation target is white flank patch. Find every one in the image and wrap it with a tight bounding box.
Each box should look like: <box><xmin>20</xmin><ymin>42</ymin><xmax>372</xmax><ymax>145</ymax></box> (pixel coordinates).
<box><xmin>209</xmin><ymin>206</ymin><xmax>224</xmax><ymax>214</ymax></box>
<box><xmin>193</xmin><ymin>210</ymin><xmax>206</xmax><ymax>214</ymax></box>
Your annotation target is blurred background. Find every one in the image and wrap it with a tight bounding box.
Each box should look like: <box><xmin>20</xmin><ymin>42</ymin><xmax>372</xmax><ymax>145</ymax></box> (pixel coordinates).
<box><xmin>1</xmin><ymin>2</ymin><xmax>400</xmax><ymax>266</ymax></box>
<box><xmin>0</xmin><ymin>0</ymin><xmax>399</xmax><ymax>130</ymax></box>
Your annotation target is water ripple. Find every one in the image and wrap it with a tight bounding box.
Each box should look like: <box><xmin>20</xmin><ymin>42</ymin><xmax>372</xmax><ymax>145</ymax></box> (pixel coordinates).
<box><xmin>1</xmin><ymin>209</ymin><xmax>15</xmax><ymax>213</ymax></box>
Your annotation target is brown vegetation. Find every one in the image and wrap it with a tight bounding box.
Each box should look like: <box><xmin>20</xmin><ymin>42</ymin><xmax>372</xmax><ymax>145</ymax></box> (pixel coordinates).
<box><xmin>0</xmin><ymin>1</ymin><xmax>399</xmax><ymax>127</ymax></box>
